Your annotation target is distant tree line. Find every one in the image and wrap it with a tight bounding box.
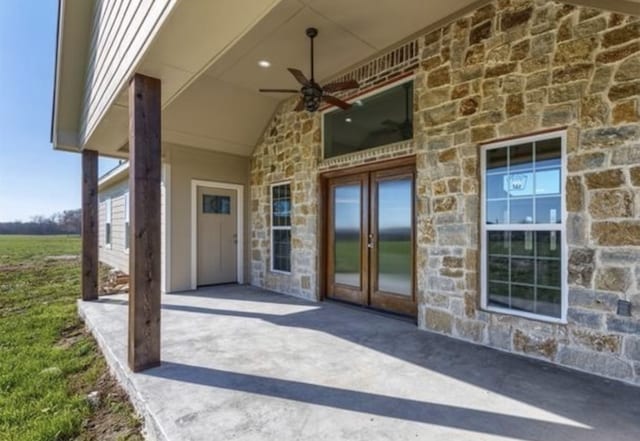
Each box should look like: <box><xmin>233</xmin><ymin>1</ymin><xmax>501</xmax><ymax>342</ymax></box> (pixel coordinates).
<box><xmin>0</xmin><ymin>209</ymin><xmax>81</xmax><ymax>235</ymax></box>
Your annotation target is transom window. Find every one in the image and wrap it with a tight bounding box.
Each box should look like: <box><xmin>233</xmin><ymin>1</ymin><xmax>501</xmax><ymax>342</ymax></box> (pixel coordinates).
<box><xmin>271</xmin><ymin>183</ymin><xmax>291</xmax><ymax>273</ymax></box>
<box><xmin>481</xmin><ymin>131</ymin><xmax>566</xmax><ymax>322</ymax></box>
<box><xmin>323</xmin><ymin>80</ymin><xmax>413</xmax><ymax>159</ymax></box>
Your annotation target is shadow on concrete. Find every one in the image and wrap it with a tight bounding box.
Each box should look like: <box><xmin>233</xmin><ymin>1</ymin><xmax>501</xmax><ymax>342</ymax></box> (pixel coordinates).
<box><xmin>147</xmin><ymin>361</ymin><xmax>592</xmax><ymax>441</ymax></box>
<box><xmin>98</xmin><ymin>288</ymin><xmax>640</xmax><ymax>440</ymax></box>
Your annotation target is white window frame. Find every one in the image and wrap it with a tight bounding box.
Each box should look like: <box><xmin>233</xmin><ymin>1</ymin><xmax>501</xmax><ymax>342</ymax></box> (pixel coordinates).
<box><xmin>270</xmin><ymin>182</ymin><xmax>292</xmax><ymax>274</ymax></box>
<box><xmin>320</xmin><ymin>76</ymin><xmax>415</xmax><ymax>161</ymax></box>
<box><xmin>124</xmin><ymin>192</ymin><xmax>130</xmax><ymax>253</ymax></box>
<box><xmin>105</xmin><ymin>197</ymin><xmax>112</xmax><ymax>249</ymax></box>
<box><xmin>480</xmin><ymin>129</ymin><xmax>567</xmax><ymax>324</ymax></box>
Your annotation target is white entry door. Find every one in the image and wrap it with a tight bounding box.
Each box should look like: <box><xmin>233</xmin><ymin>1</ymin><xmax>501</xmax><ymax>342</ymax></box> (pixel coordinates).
<box><xmin>197</xmin><ymin>186</ymin><xmax>237</xmax><ymax>285</ymax></box>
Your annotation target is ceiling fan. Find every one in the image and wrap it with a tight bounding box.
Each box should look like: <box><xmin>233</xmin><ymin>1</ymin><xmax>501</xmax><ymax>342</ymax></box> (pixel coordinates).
<box><xmin>259</xmin><ymin>27</ymin><xmax>359</xmax><ymax>112</ymax></box>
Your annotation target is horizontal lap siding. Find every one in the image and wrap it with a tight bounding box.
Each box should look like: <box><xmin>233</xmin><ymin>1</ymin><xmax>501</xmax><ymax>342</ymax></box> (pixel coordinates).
<box><xmin>99</xmin><ymin>179</ymin><xmax>129</xmax><ymax>273</ymax></box>
<box><xmin>80</xmin><ymin>0</ymin><xmax>175</xmax><ymax>145</ymax></box>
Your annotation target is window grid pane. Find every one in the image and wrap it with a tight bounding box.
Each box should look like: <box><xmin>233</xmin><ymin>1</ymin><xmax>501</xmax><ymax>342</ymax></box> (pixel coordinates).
<box><xmin>271</xmin><ymin>184</ymin><xmax>292</xmax><ymax>272</ymax></box>
<box><xmin>484</xmin><ymin>136</ymin><xmax>563</xmax><ymax>320</ymax></box>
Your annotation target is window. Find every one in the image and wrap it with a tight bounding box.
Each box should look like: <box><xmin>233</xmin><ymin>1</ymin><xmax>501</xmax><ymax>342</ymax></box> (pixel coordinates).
<box><xmin>105</xmin><ymin>198</ymin><xmax>112</xmax><ymax>248</ymax></box>
<box><xmin>481</xmin><ymin>131</ymin><xmax>566</xmax><ymax>322</ymax></box>
<box><xmin>124</xmin><ymin>193</ymin><xmax>130</xmax><ymax>251</ymax></box>
<box><xmin>323</xmin><ymin>80</ymin><xmax>413</xmax><ymax>159</ymax></box>
<box><xmin>271</xmin><ymin>183</ymin><xmax>291</xmax><ymax>273</ymax></box>
<box><xmin>203</xmin><ymin>194</ymin><xmax>231</xmax><ymax>214</ymax></box>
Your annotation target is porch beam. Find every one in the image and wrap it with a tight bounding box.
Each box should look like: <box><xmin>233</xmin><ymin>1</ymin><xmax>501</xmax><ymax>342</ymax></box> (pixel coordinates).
<box><xmin>81</xmin><ymin>149</ymin><xmax>99</xmax><ymax>301</ymax></box>
<box><xmin>128</xmin><ymin>73</ymin><xmax>162</xmax><ymax>372</ymax></box>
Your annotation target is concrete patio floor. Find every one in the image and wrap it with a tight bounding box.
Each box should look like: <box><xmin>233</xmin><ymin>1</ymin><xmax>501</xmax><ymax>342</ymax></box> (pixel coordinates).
<box><xmin>79</xmin><ymin>285</ymin><xmax>640</xmax><ymax>441</ymax></box>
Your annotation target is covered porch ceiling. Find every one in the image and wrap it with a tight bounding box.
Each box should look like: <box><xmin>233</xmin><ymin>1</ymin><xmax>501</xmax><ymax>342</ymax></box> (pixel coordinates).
<box><xmin>83</xmin><ymin>0</ymin><xmax>491</xmax><ymax>158</ymax></box>
<box><xmin>84</xmin><ymin>0</ymin><xmax>640</xmax><ymax>159</ymax></box>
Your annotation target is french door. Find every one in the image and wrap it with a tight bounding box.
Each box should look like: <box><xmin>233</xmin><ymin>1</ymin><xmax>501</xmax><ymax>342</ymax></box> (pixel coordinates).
<box><xmin>326</xmin><ymin>162</ymin><xmax>416</xmax><ymax>317</ymax></box>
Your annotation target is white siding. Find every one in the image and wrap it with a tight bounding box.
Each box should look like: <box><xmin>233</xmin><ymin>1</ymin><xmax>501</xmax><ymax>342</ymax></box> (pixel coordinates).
<box><xmin>80</xmin><ymin>0</ymin><xmax>176</xmax><ymax>146</ymax></box>
<box><xmin>99</xmin><ymin>178</ymin><xmax>129</xmax><ymax>273</ymax></box>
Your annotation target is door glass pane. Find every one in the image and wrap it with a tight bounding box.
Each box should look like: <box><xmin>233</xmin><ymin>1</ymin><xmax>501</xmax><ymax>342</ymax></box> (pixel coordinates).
<box><xmin>377</xmin><ymin>178</ymin><xmax>412</xmax><ymax>296</ymax></box>
<box><xmin>334</xmin><ymin>185</ymin><xmax>361</xmax><ymax>287</ymax></box>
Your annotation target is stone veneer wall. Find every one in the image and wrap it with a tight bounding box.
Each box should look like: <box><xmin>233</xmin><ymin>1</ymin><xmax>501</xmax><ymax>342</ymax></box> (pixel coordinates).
<box><xmin>250</xmin><ymin>0</ymin><xmax>640</xmax><ymax>384</ymax></box>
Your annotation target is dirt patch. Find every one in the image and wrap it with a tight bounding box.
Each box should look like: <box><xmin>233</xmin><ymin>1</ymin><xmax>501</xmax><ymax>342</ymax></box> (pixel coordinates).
<box><xmin>64</xmin><ymin>326</ymin><xmax>144</xmax><ymax>441</ymax></box>
<box><xmin>75</xmin><ymin>373</ymin><xmax>144</xmax><ymax>441</ymax></box>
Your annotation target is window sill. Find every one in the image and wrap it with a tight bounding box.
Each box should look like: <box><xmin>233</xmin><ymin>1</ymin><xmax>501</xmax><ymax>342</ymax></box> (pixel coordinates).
<box><xmin>483</xmin><ymin>305</ymin><xmax>566</xmax><ymax>325</ymax></box>
<box><xmin>270</xmin><ymin>269</ymin><xmax>292</xmax><ymax>276</ymax></box>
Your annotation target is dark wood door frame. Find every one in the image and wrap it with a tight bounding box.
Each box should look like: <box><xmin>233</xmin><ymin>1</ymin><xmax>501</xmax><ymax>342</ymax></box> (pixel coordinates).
<box><xmin>319</xmin><ymin>155</ymin><xmax>417</xmax><ymax>317</ymax></box>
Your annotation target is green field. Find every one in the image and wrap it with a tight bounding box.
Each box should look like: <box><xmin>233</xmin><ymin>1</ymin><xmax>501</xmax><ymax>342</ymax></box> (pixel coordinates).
<box><xmin>335</xmin><ymin>239</ymin><xmax>411</xmax><ymax>274</ymax></box>
<box><xmin>0</xmin><ymin>235</ymin><xmax>141</xmax><ymax>441</ymax></box>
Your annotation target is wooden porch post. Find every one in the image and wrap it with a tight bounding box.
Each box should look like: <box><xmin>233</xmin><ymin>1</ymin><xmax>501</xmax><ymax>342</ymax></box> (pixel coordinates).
<box><xmin>81</xmin><ymin>149</ymin><xmax>99</xmax><ymax>301</ymax></box>
<box><xmin>128</xmin><ymin>73</ymin><xmax>162</xmax><ymax>372</ymax></box>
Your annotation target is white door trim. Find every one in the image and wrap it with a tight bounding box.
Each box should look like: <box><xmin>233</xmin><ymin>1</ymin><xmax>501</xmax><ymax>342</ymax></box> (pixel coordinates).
<box><xmin>190</xmin><ymin>179</ymin><xmax>244</xmax><ymax>289</ymax></box>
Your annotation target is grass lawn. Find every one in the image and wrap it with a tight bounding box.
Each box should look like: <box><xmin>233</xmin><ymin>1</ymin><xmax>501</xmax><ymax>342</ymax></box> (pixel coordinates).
<box><xmin>0</xmin><ymin>235</ymin><xmax>142</xmax><ymax>441</ymax></box>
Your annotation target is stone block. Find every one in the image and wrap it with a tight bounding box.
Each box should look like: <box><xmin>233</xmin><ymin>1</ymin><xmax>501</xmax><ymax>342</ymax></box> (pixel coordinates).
<box><xmin>510</xmin><ymin>39</ymin><xmax>530</xmax><ymax>61</ymax></box>
<box><xmin>425</xmin><ymin>308</ymin><xmax>454</xmax><ymax>334</ymax></box>
<box><xmin>609</xmin><ymin>81</ymin><xmax>640</xmax><ymax>102</ymax></box>
<box><xmin>433</xmin><ymin>196</ymin><xmax>457</xmax><ymax>212</ymax></box>
<box><xmin>568</xmin><ymin>248</ymin><xmax>595</xmax><ymax>287</ymax></box>
<box><xmin>423</xmin><ymin>102</ymin><xmax>458</xmax><ymax>126</ymax></box>
<box><xmin>488</xmin><ymin>324</ymin><xmax>512</xmax><ymax>350</ymax></box>
<box><xmin>500</xmin><ymin>6</ymin><xmax>533</xmax><ymax>31</ymax></box>
<box><xmin>595</xmin><ymin>267</ymin><xmax>632</xmax><ymax>293</ymax></box>
<box><xmin>552</xmin><ymin>63</ymin><xmax>592</xmax><ymax>84</ymax></box>
<box><xmin>589</xmin><ymin>65</ymin><xmax>613</xmax><ymax>94</ymax></box>
<box><xmin>548</xmin><ymin>82</ymin><xmax>586</xmax><ymax>104</ymax></box>
<box><xmin>614</xmin><ymin>55</ymin><xmax>640</xmax><ymax>82</ymax></box>
<box><xmin>485</xmin><ymin>62</ymin><xmax>517</xmax><ymax>78</ymax></box>
<box><xmin>521</xmin><ymin>55</ymin><xmax>550</xmax><ymax>73</ymax></box>
<box><xmin>580</xmin><ymin>95</ymin><xmax>609</xmax><ymax>128</ymax></box>
<box><xmin>592</xmin><ymin>221</ymin><xmax>640</xmax><ymax>246</ymax></box>
<box><xmin>506</xmin><ymin>94</ymin><xmax>524</xmax><ymax>117</ymax></box>
<box><xmin>471</xmin><ymin>126</ymin><xmax>496</xmax><ymax>142</ymax></box>
<box><xmin>566</xmin><ymin>176</ymin><xmax>584</xmax><ymax>211</ymax></box>
<box><xmin>574</xmin><ymin>16</ymin><xmax>607</xmax><ymax>38</ymax></box>
<box><xmin>542</xmin><ymin>104</ymin><xmax>575</xmax><ymax>127</ymax></box>
<box><xmin>566</xmin><ymin>213</ymin><xmax>587</xmax><ymax>245</ymax></box>
<box><xmin>624</xmin><ymin>336</ymin><xmax>640</xmax><ymax>362</ymax></box>
<box><xmin>513</xmin><ymin>329</ymin><xmax>558</xmax><ymax>360</ymax></box>
<box><xmin>437</xmin><ymin>224</ymin><xmax>469</xmax><ymax>246</ymax></box>
<box><xmin>602</xmin><ymin>22</ymin><xmax>640</xmax><ymax>48</ymax></box>
<box><xmin>569</xmin><ymin>287</ymin><xmax>619</xmax><ymax>312</ymax></box>
<box><xmin>631</xmin><ymin>167</ymin><xmax>640</xmax><ymax>186</ymax></box>
<box><xmin>568</xmin><ymin>308</ymin><xmax>605</xmax><ymax>329</ymax></box>
<box><xmin>607</xmin><ymin>315</ymin><xmax>640</xmax><ymax>334</ymax></box>
<box><xmin>571</xmin><ymin>329</ymin><xmax>621</xmax><ymax>353</ymax></box>
<box><xmin>581</xmin><ymin>126</ymin><xmax>640</xmax><ymax>149</ymax></box>
<box><xmin>596</xmin><ymin>41</ymin><xmax>640</xmax><ymax>64</ymax></box>
<box><xmin>588</xmin><ymin>189</ymin><xmax>633</xmax><ymax>218</ymax></box>
<box><xmin>419</xmin><ymin>86</ymin><xmax>450</xmax><ymax>109</ymax></box>
<box><xmin>470</xmin><ymin>21</ymin><xmax>492</xmax><ymax>45</ymax></box>
<box><xmin>471</xmin><ymin>3</ymin><xmax>495</xmax><ymax>26</ymax></box>
<box><xmin>554</xmin><ymin>37</ymin><xmax>597</xmax><ymax>64</ymax></box>
<box><xmin>531</xmin><ymin>32</ymin><xmax>556</xmax><ymax>57</ymax></box>
<box><xmin>525</xmin><ymin>71</ymin><xmax>550</xmax><ymax>90</ymax></box>
<box><xmin>612</xmin><ymin>144</ymin><xmax>640</xmax><ymax>165</ymax></box>
<box><xmin>612</xmin><ymin>100</ymin><xmax>639</xmax><ymax>125</ymax></box>
<box><xmin>428</xmin><ymin>66</ymin><xmax>451</xmax><ymax>88</ymax></box>
<box><xmin>455</xmin><ymin>318</ymin><xmax>486</xmax><ymax>342</ymax></box>
<box><xmin>459</xmin><ymin>97</ymin><xmax>480</xmax><ymax>116</ymax></box>
<box><xmin>557</xmin><ymin>347</ymin><xmax>633</xmax><ymax>380</ymax></box>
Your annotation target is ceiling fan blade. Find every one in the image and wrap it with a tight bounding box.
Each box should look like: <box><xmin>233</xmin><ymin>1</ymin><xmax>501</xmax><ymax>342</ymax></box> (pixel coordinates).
<box><xmin>288</xmin><ymin>68</ymin><xmax>311</xmax><ymax>86</ymax></box>
<box><xmin>323</xmin><ymin>95</ymin><xmax>351</xmax><ymax>110</ymax></box>
<box><xmin>259</xmin><ymin>88</ymin><xmax>299</xmax><ymax>93</ymax></box>
<box><xmin>322</xmin><ymin>79</ymin><xmax>359</xmax><ymax>93</ymax></box>
<box><xmin>294</xmin><ymin>98</ymin><xmax>305</xmax><ymax>111</ymax></box>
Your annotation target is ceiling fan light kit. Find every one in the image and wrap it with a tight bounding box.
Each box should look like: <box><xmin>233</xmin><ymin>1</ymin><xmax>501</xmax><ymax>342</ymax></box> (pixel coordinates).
<box><xmin>259</xmin><ymin>27</ymin><xmax>360</xmax><ymax>113</ymax></box>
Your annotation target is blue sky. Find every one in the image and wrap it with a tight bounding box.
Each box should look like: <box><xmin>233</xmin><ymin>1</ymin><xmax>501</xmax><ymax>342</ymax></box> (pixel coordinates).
<box><xmin>0</xmin><ymin>1</ymin><xmax>118</xmax><ymax>222</ymax></box>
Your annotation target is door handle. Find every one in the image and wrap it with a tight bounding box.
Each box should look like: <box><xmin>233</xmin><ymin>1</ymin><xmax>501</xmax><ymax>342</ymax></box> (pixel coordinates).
<box><xmin>368</xmin><ymin>233</ymin><xmax>374</xmax><ymax>248</ymax></box>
